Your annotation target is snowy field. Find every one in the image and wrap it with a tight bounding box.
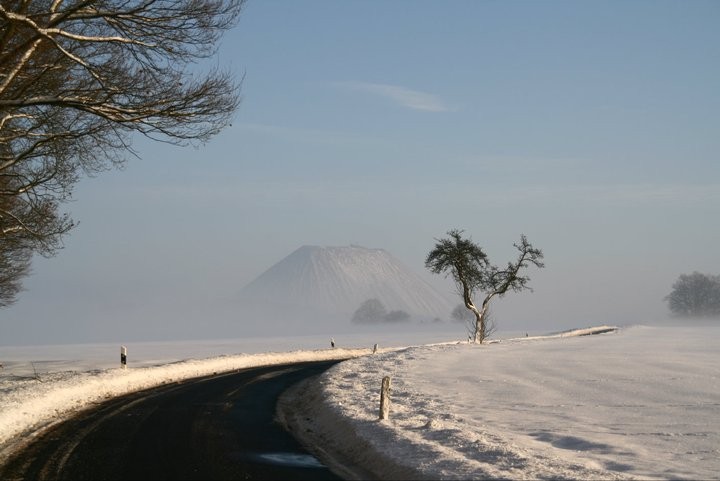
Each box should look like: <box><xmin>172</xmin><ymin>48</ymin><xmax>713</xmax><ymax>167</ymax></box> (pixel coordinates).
<box><xmin>283</xmin><ymin>325</ymin><xmax>720</xmax><ymax>480</ymax></box>
<box><xmin>1</xmin><ymin>325</ymin><xmax>719</xmax><ymax>480</ymax></box>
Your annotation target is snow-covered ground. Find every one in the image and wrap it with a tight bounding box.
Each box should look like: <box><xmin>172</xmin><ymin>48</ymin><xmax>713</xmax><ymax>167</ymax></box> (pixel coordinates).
<box><xmin>1</xmin><ymin>325</ymin><xmax>719</xmax><ymax>480</ymax></box>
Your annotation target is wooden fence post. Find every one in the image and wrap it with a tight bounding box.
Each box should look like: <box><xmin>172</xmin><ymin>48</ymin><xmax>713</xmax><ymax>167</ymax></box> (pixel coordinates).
<box><xmin>120</xmin><ymin>345</ymin><xmax>127</xmax><ymax>369</ymax></box>
<box><xmin>379</xmin><ymin>376</ymin><xmax>391</xmax><ymax>420</ymax></box>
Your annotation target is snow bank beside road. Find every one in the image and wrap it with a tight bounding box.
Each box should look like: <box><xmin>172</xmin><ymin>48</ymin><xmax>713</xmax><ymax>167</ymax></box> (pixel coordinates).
<box><xmin>0</xmin><ymin>347</ymin><xmax>371</xmax><ymax>460</ymax></box>
<box><xmin>281</xmin><ymin>326</ymin><xmax>720</xmax><ymax>480</ymax></box>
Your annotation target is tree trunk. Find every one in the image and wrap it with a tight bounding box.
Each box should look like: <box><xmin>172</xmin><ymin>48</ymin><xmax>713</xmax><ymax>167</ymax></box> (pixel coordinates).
<box><xmin>462</xmin><ymin>282</ymin><xmax>489</xmax><ymax>344</ymax></box>
<box><xmin>473</xmin><ymin>297</ymin><xmax>492</xmax><ymax>344</ymax></box>
<box><xmin>463</xmin><ymin>302</ymin><xmax>482</xmax><ymax>343</ymax></box>
<box><xmin>472</xmin><ymin>309</ymin><xmax>484</xmax><ymax>343</ymax></box>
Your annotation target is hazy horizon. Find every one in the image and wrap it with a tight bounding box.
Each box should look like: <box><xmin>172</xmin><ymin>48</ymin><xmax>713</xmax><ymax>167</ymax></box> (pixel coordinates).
<box><xmin>2</xmin><ymin>1</ymin><xmax>718</xmax><ymax>346</ymax></box>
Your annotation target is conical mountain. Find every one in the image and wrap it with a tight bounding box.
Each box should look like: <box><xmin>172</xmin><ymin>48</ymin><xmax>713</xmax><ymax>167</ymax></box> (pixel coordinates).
<box><xmin>238</xmin><ymin>245</ymin><xmax>454</xmax><ymax>322</ymax></box>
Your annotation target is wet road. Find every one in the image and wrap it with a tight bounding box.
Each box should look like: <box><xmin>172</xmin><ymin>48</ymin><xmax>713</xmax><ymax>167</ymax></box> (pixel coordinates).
<box><xmin>0</xmin><ymin>361</ymin><xmax>344</xmax><ymax>480</ymax></box>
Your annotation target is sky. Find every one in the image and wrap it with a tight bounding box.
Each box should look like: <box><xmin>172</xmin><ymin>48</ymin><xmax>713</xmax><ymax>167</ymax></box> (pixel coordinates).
<box><xmin>1</xmin><ymin>0</ymin><xmax>719</xmax><ymax>345</ymax></box>
<box><xmin>2</xmin><ymin>326</ymin><xmax>718</xmax><ymax>479</ymax></box>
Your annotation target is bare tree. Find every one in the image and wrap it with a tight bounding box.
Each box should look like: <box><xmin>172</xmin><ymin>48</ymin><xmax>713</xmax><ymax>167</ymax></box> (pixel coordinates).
<box><xmin>665</xmin><ymin>272</ymin><xmax>720</xmax><ymax>318</ymax></box>
<box><xmin>0</xmin><ymin>172</ymin><xmax>39</xmax><ymax>306</ymax></box>
<box><xmin>0</xmin><ymin>222</ymin><xmax>31</xmax><ymax>307</ymax></box>
<box><xmin>351</xmin><ymin>298</ymin><xmax>388</xmax><ymax>324</ymax></box>
<box><xmin>426</xmin><ymin>229</ymin><xmax>544</xmax><ymax>343</ymax></box>
<box><xmin>0</xmin><ymin>0</ymin><xmax>244</xmax><ymax>305</ymax></box>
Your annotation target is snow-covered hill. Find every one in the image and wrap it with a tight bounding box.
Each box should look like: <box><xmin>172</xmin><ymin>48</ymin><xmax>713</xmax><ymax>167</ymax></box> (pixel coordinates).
<box><xmin>238</xmin><ymin>245</ymin><xmax>454</xmax><ymax>324</ymax></box>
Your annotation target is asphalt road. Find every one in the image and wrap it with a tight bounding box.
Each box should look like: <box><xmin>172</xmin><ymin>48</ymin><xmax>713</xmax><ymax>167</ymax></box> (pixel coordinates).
<box><xmin>0</xmin><ymin>360</ymin><xmax>345</xmax><ymax>480</ymax></box>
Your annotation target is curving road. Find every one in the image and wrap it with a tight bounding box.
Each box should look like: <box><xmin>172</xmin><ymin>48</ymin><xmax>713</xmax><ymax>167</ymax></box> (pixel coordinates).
<box><xmin>0</xmin><ymin>360</ymin><xmax>345</xmax><ymax>480</ymax></box>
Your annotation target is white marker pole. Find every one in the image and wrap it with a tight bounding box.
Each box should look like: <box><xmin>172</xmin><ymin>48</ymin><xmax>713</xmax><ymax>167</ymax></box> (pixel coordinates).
<box><xmin>120</xmin><ymin>345</ymin><xmax>127</xmax><ymax>369</ymax></box>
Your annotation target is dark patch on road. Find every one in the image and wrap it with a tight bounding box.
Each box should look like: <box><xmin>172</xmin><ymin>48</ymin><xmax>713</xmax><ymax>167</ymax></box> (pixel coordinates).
<box><xmin>0</xmin><ymin>361</ymin><xmax>345</xmax><ymax>480</ymax></box>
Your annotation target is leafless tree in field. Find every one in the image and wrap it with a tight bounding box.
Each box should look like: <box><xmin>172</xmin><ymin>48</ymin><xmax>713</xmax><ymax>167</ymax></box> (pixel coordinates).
<box><xmin>0</xmin><ymin>0</ymin><xmax>244</xmax><ymax>306</ymax></box>
<box><xmin>665</xmin><ymin>271</ymin><xmax>720</xmax><ymax>318</ymax></box>
<box><xmin>426</xmin><ymin>229</ymin><xmax>544</xmax><ymax>343</ymax></box>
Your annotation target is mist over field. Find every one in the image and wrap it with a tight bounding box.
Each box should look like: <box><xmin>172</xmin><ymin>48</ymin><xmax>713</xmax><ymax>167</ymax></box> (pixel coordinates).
<box><xmin>2</xmin><ymin>239</ymin><xmax>697</xmax><ymax>347</ymax></box>
<box><xmin>1</xmin><ymin>1</ymin><xmax>718</xmax><ymax>347</ymax></box>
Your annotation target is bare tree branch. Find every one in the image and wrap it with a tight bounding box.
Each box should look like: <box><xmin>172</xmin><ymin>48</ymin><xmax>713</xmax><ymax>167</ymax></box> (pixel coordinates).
<box><xmin>0</xmin><ymin>0</ymin><xmax>244</xmax><ymax>306</ymax></box>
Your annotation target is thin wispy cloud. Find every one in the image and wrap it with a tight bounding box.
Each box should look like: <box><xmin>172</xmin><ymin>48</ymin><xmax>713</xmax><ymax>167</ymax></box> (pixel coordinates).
<box><xmin>336</xmin><ymin>81</ymin><xmax>454</xmax><ymax>112</ymax></box>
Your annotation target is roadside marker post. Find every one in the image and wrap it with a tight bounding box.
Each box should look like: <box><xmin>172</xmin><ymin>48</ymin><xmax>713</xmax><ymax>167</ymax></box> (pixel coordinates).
<box><xmin>379</xmin><ymin>376</ymin><xmax>391</xmax><ymax>420</ymax></box>
<box><xmin>120</xmin><ymin>345</ymin><xmax>127</xmax><ymax>369</ymax></box>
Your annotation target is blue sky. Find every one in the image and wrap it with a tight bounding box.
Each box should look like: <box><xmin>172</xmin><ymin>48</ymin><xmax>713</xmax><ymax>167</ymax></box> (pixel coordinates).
<box><xmin>2</xmin><ymin>0</ymin><xmax>719</xmax><ymax>345</ymax></box>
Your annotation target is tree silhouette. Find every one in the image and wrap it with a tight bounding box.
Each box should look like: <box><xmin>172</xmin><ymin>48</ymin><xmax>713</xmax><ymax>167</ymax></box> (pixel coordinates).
<box><xmin>665</xmin><ymin>272</ymin><xmax>720</xmax><ymax>318</ymax></box>
<box><xmin>1</xmin><ymin>0</ymin><xmax>244</xmax><ymax>306</ymax></box>
<box><xmin>426</xmin><ymin>229</ymin><xmax>544</xmax><ymax>343</ymax></box>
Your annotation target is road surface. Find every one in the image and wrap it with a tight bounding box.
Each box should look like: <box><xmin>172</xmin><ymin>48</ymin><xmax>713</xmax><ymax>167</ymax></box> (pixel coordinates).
<box><xmin>0</xmin><ymin>361</ymin><xmax>345</xmax><ymax>480</ymax></box>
